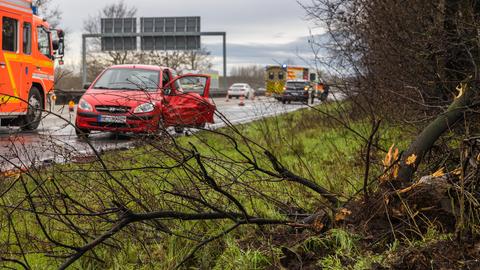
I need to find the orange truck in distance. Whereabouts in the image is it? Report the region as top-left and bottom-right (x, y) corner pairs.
(0, 0), (64, 130)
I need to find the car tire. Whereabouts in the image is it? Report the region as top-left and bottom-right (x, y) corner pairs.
(288, 101), (291, 104)
(174, 126), (185, 134)
(75, 127), (90, 138)
(282, 100), (286, 104)
(20, 87), (43, 131)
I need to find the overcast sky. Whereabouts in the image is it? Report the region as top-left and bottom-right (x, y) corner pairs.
(50, 0), (323, 73)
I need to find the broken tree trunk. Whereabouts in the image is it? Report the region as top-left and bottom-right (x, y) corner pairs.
(397, 79), (476, 185)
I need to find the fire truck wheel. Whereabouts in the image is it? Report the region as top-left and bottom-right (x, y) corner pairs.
(21, 87), (43, 130)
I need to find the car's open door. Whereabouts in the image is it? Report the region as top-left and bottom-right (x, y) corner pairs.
(162, 74), (215, 127)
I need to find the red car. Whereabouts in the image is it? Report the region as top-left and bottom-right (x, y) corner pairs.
(75, 65), (215, 137)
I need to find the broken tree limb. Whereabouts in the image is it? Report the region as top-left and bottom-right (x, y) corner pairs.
(58, 209), (289, 270)
(364, 120), (382, 200)
(264, 151), (339, 206)
(397, 79), (476, 184)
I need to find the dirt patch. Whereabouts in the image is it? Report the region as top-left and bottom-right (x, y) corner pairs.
(339, 174), (459, 246)
(388, 239), (480, 270)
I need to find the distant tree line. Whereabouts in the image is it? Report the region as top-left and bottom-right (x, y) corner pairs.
(228, 65), (265, 89)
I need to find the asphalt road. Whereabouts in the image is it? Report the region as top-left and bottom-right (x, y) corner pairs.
(0, 94), (343, 171)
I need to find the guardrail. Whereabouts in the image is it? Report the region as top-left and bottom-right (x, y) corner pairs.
(54, 89), (267, 105)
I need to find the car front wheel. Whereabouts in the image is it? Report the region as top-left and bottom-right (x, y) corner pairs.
(75, 127), (90, 138)
(174, 126), (185, 134)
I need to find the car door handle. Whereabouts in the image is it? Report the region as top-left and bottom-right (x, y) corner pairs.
(36, 66), (41, 71)
(0, 62), (5, 68)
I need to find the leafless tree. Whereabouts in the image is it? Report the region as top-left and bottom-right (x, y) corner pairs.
(229, 65), (265, 89)
(301, 0), (480, 183)
(33, 0), (62, 28)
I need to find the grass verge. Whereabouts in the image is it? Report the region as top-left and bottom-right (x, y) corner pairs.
(1, 102), (419, 269)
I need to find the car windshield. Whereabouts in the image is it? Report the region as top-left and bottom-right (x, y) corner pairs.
(93, 68), (160, 91)
(231, 84), (246, 88)
(286, 82), (308, 89)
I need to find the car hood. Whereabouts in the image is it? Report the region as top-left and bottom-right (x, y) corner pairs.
(82, 89), (161, 107)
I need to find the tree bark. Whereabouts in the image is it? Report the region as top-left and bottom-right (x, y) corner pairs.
(397, 80), (476, 184)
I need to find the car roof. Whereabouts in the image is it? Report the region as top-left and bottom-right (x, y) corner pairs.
(109, 64), (171, 71)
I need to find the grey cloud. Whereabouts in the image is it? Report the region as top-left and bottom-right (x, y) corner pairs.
(205, 34), (329, 66)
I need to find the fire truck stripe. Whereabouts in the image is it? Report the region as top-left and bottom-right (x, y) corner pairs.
(3, 53), (54, 69)
(3, 55), (18, 97)
(1, 53), (53, 104)
(32, 73), (54, 81)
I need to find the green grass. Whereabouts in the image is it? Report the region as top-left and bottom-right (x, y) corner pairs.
(0, 102), (412, 269)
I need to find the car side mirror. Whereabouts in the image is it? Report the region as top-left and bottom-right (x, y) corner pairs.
(52, 40), (59, 50)
(83, 83), (91, 90)
(57, 41), (64, 55)
(310, 73), (317, 82)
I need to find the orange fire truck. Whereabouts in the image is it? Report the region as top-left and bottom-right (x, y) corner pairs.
(0, 0), (64, 130)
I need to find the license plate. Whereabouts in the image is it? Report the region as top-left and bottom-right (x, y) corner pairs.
(98, 115), (127, 123)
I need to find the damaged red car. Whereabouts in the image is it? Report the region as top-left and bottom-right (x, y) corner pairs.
(75, 65), (215, 137)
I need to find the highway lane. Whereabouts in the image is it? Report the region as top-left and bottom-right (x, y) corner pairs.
(0, 94), (342, 171)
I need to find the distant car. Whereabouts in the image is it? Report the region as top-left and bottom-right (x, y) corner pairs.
(75, 65), (216, 137)
(228, 83), (255, 99)
(280, 80), (312, 104)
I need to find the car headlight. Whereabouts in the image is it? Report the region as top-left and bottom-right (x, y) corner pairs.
(134, 103), (155, 113)
(78, 98), (93, 112)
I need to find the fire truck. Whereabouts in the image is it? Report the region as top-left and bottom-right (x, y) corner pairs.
(0, 0), (64, 130)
